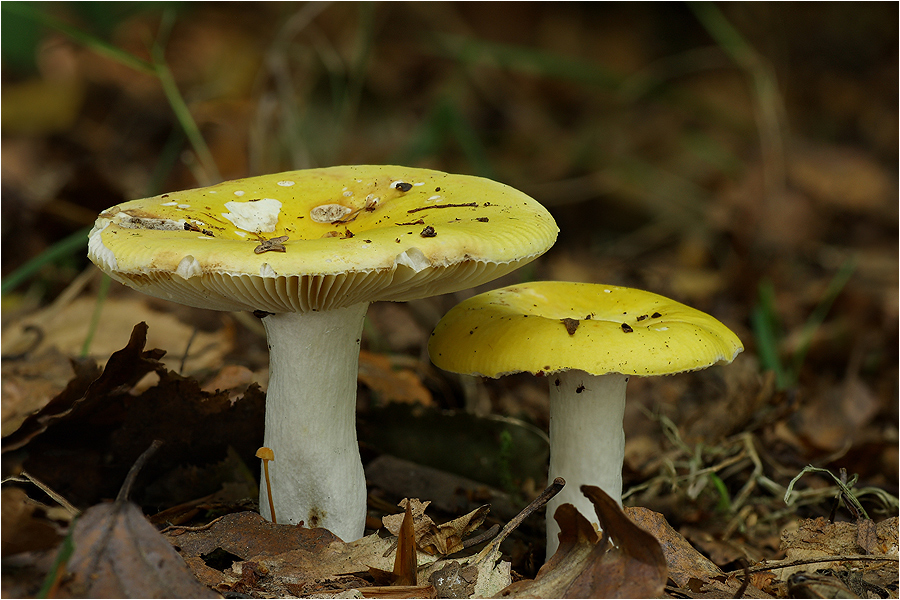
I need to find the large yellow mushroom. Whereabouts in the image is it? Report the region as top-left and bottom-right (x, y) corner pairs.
(88, 165), (558, 541)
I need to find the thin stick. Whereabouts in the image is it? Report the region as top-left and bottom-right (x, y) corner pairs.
(474, 477), (565, 562)
(116, 439), (164, 503)
(726, 554), (898, 576)
(3, 472), (80, 516)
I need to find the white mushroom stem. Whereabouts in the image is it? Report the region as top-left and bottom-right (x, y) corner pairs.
(545, 370), (628, 557)
(258, 303), (369, 541)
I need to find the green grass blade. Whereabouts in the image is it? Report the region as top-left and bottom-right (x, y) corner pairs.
(751, 280), (788, 389)
(4, 2), (154, 75)
(80, 274), (111, 358)
(433, 34), (622, 90)
(1, 227), (91, 296)
(790, 259), (856, 378)
(151, 9), (221, 185)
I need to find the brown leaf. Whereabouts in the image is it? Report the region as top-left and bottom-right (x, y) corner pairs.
(384, 499), (490, 556)
(4, 321), (266, 510)
(394, 501), (418, 586)
(1, 487), (68, 555)
(856, 519), (877, 554)
(170, 511), (431, 596)
(499, 486), (667, 598)
(429, 561), (478, 598)
(383, 498), (434, 539)
(60, 500), (217, 598)
(2, 322), (163, 453)
(624, 506), (769, 597)
(571, 486), (668, 598)
(624, 506), (726, 588)
(357, 584), (437, 598)
(420, 505), (490, 556)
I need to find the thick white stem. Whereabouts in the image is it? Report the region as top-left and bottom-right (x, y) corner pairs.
(545, 370), (628, 557)
(259, 304), (369, 541)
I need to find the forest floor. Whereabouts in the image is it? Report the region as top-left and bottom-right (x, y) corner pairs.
(1, 3), (897, 598)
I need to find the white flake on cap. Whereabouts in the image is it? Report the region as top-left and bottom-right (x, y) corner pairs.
(260, 263), (277, 277)
(395, 247), (430, 273)
(175, 255), (202, 279)
(223, 198), (282, 233)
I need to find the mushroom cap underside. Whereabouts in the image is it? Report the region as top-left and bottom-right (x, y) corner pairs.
(428, 281), (743, 377)
(88, 165), (558, 312)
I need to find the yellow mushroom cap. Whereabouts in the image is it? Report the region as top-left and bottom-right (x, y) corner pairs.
(428, 281), (743, 377)
(88, 165), (558, 312)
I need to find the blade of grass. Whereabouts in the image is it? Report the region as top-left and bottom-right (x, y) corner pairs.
(79, 274), (111, 358)
(15, 3), (221, 185)
(1, 126), (185, 297)
(433, 33), (621, 90)
(151, 9), (221, 185)
(4, 2), (155, 75)
(790, 259), (856, 378)
(688, 2), (786, 198)
(1, 227), (91, 296)
(751, 280), (789, 389)
(784, 465), (869, 520)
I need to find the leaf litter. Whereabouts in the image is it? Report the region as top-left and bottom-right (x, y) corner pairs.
(2, 319), (897, 598)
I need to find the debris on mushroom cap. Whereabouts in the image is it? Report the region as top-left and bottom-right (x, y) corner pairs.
(428, 281), (743, 378)
(87, 165), (558, 313)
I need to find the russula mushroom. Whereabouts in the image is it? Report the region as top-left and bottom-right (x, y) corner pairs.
(87, 165), (558, 541)
(427, 281), (742, 556)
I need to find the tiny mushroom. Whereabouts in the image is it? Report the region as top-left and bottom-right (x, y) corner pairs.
(427, 281), (743, 557)
(87, 165), (558, 542)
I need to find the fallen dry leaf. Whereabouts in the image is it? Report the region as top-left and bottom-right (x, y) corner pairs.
(1, 487), (68, 556)
(625, 506), (768, 598)
(383, 498), (490, 556)
(168, 511), (411, 596)
(780, 516), (899, 579)
(390, 501), (418, 585)
(3, 322), (266, 511)
(498, 486), (667, 598)
(1, 346), (85, 438)
(59, 499), (218, 598)
(2, 322), (161, 452)
(1, 295), (232, 377)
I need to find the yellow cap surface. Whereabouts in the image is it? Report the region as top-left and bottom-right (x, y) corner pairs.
(428, 281), (743, 377)
(88, 165), (558, 312)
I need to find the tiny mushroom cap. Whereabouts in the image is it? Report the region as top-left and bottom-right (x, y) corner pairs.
(255, 447), (275, 461)
(427, 281), (742, 557)
(88, 165), (558, 542)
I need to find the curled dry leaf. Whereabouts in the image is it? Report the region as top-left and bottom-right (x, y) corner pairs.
(393, 501), (418, 586)
(498, 486), (667, 599)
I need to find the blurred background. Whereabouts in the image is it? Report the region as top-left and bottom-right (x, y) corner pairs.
(2, 0), (897, 573)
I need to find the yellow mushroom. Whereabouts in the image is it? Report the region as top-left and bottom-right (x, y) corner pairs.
(428, 281), (743, 557)
(88, 165), (558, 541)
